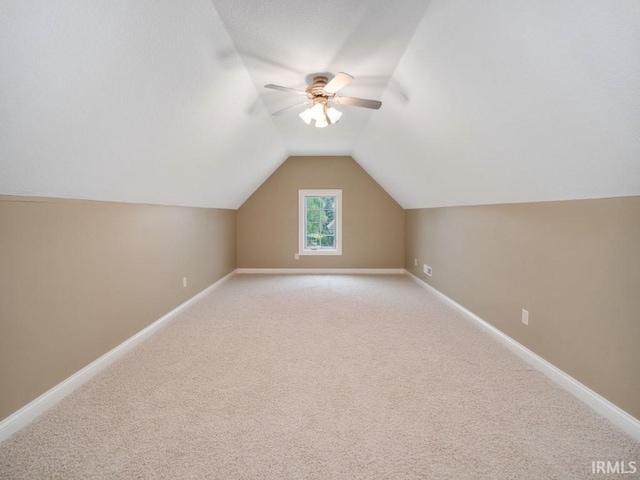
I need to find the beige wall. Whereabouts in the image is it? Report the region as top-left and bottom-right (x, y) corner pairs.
(405, 196), (640, 419)
(238, 156), (404, 268)
(0, 195), (236, 420)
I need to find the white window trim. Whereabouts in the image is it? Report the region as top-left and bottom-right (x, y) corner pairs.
(298, 189), (342, 256)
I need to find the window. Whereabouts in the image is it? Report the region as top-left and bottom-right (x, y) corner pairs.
(298, 189), (342, 255)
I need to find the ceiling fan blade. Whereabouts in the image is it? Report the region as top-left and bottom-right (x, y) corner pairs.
(334, 96), (382, 109)
(323, 72), (354, 94)
(264, 84), (307, 95)
(271, 101), (309, 116)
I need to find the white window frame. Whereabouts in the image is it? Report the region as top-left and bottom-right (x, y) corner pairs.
(298, 189), (342, 256)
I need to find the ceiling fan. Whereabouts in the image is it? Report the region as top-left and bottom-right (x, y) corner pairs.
(264, 72), (382, 128)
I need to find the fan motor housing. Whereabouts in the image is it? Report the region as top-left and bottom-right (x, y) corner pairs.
(306, 76), (331, 99)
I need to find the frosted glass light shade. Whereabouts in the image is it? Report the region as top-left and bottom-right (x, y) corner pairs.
(299, 103), (342, 128)
(315, 115), (329, 128)
(298, 108), (313, 125)
(326, 106), (342, 124)
(310, 103), (324, 121)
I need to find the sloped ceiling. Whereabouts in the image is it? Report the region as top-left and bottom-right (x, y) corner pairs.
(211, 0), (431, 156)
(355, 1), (640, 208)
(1, 1), (639, 209)
(0, 0), (286, 209)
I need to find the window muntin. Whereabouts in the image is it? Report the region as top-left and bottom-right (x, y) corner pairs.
(298, 189), (342, 255)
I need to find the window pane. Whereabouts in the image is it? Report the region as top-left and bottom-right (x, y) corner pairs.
(306, 235), (318, 248)
(320, 236), (335, 247)
(306, 196), (322, 209)
(323, 209), (335, 221)
(307, 209), (322, 223)
(323, 213), (335, 229)
(306, 222), (321, 235)
(323, 196), (335, 209)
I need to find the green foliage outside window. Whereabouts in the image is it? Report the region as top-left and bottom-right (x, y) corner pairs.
(305, 196), (336, 249)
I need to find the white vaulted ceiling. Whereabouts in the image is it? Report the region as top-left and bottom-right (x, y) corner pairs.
(1, 1), (639, 209)
(354, 1), (640, 208)
(210, 0), (431, 156)
(0, 0), (286, 208)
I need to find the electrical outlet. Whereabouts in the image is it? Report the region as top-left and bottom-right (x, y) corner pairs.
(183, 277), (187, 288)
(522, 309), (529, 326)
(423, 264), (433, 276)
(414, 258), (418, 267)
(294, 253), (299, 260)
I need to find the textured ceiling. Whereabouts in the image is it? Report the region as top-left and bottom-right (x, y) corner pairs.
(1, 1), (639, 209)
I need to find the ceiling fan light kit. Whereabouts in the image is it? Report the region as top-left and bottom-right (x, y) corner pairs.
(298, 101), (343, 128)
(265, 72), (381, 128)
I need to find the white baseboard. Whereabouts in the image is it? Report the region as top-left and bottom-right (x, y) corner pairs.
(237, 268), (405, 274)
(405, 270), (640, 440)
(0, 269), (237, 442)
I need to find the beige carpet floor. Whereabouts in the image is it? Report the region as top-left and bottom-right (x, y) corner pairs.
(0, 274), (638, 479)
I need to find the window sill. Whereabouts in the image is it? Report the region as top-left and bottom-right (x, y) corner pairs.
(299, 249), (342, 256)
